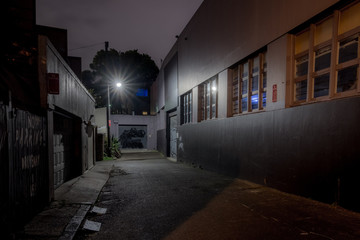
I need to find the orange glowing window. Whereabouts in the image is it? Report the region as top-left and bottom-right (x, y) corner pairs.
(288, 1), (360, 107)
(295, 30), (310, 55)
(315, 17), (333, 45)
(339, 2), (360, 35)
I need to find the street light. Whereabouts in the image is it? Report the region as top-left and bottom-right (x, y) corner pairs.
(106, 81), (121, 156)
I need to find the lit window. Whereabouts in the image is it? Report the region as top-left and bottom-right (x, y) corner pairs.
(198, 76), (218, 121)
(289, 2), (360, 106)
(230, 51), (267, 116)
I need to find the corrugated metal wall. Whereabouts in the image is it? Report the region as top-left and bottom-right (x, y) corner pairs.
(1, 103), (48, 231)
(178, 97), (360, 211)
(0, 104), (9, 231)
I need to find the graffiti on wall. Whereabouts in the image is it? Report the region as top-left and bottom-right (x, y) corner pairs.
(119, 126), (147, 149)
(13, 110), (46, 198)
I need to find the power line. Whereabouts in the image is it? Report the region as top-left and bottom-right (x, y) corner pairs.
(69, 42), (105, 52)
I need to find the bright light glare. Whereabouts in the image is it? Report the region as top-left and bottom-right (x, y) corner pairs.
(116, 82), (122, 88)
(212, 86), (217, 92)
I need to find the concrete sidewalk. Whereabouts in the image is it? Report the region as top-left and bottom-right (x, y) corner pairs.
(17, 160), (115, 240)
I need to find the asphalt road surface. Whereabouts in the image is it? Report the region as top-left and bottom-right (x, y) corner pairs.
(74, 152), (360, 240)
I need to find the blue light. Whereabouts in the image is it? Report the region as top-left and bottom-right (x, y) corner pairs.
(136, 88), (148, 97)
(251, 95), (258, 103)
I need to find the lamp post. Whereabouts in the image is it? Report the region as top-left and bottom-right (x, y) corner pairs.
(106, 81), (121, 156)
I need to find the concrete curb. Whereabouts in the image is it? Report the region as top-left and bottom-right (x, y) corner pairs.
(20, 161), (114, 240)
(58, 205), (90, 240)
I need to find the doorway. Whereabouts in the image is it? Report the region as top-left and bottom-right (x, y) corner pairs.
(167, 111), (177, 159)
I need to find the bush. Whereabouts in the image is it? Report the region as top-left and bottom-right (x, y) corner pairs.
(103, 136), (121, 159)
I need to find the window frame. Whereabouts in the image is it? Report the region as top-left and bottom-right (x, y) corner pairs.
(229, 51), (267, 116)
(198, 76), (218, 122)
(180, 90), (192, 125)
(288, 2), (360, 107)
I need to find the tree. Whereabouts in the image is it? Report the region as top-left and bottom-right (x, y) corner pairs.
(82, 49), (159, 114)
(81, 70), (105, 107)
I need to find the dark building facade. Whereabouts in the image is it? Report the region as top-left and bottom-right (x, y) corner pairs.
(1, 0), (47, 234)
(1, 0), (95, 235)
(152, 0), (360, 211)
(36, 25), (82, 79)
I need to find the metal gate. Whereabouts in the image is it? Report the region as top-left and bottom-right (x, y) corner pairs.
(119, 125), (147, 149)
(53, 113), (74, 189)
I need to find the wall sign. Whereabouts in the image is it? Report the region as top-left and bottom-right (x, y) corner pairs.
(272, 84), (277, 102)
(47, 73), (59, 94)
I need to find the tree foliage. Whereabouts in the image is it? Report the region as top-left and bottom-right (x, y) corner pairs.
(82, 49), (159, 114)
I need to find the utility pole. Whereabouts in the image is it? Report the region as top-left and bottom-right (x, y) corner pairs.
(105, 41), (111, 156)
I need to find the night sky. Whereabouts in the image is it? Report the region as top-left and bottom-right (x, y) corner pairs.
(36, 0), (203, 71)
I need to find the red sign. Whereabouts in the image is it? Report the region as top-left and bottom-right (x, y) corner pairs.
(272, 84), (277, 102)
(47, 73), (59, 94)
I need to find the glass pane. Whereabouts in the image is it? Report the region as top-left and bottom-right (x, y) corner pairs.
(315, 17), (333, 45)
(211, 104), (216, 118)
(211, 92), (217, 105)
(201, 86), (205, 121)
(206, 83), (210, 108)
(211, 82), (217, 118)
(252, 75), (259, 92)
(251, 94), (259, 110)
(337, 65), (358, 92)
(233, 67), (239, 82)
(295, 30), (310, 54)
(315, 46), (331, 71)
(262, 91), (267, 108)
(241, 97), (248, 112)
(263, 52), (267, 71)
(206, 106), (210, 119)
(242, 62), (249, 78)
(211, 79), (217, 92)
(188, 95), (192, 123)
(233, 100), (239, 114)
(233, 84), (238, 98)
(296, 55), (309, 77)
(295, 80), (307, 101)
(339, 2), (360, 35)
(253, 56), (259, 73)
(263, 72), (267, 89)
(242, 79), (248, 95)
(314, 73), (330, 98)
(339, 36), (358, 64)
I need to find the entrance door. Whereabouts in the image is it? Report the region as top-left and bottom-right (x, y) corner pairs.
(53, 133), (65, 189)
(169, 115), (177, 159)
